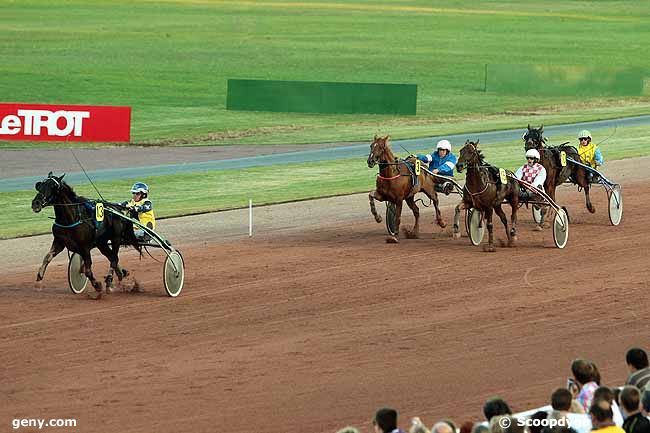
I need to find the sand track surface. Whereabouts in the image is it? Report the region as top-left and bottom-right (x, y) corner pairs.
(1, 157), (648, 433)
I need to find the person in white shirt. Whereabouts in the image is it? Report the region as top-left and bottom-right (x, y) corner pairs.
(515, 148), (547, 231)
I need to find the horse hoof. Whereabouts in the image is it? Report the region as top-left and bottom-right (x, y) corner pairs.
(36, 274), (43, 282)
(385, 236), (399, 244)
(452, 232), (461, 239)
(588, 206), (596, 214)
(483, 245), (496, 253)
(404, 229), (418, 239)
(120, 269), (129, 279)
(88, 290), (102, 300)
(511, 235), (518, 242)
(375, 216), (382, 223)
(533, 225), (543, 232)
(437, 220), (447, 228)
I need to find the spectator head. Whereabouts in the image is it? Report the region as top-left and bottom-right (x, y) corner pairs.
(641, 390), (650, 416)
(619, 386), (641, 416)
(432, 421), (455, 433)
(528, 411), (548, 433)
(626, 348), (649, 372)
(472, 423), (490, 433)
(459, 421), (474, 433)
(484, 397), (512, 421)
(489, 416), (507, 433)
(589, 398), (614, 429)
(571, 359), (598, 386)
(375, 408), (398, 433)
(504, 417), (526, 433)
(591, 363), (601, 385)
(593, 386), (614, 404)
(551, 388), (573, 411)
(410, 418), (431, 433)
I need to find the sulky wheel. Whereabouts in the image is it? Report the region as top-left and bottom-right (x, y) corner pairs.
(163, 250), (185, 297)
(466, 208), (485, 246)
(608, 185), (623, 226)
(553, 208), (569, 249)
(67, 253), (89, 294)
(385, 202), (399, 236)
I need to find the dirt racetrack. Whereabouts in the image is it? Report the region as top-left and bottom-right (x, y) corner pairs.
(2, 157), (650, 433)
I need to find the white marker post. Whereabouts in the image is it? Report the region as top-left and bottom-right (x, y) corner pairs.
(248, 199), (253, 237)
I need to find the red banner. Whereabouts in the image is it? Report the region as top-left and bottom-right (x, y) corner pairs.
(0, 103), (131, 142)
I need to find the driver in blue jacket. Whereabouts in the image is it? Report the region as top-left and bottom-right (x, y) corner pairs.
(415, 139), (457, 194)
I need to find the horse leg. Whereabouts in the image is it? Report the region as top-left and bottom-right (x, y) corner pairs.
(453, 202), (464, 239)
(386, 201), (403, 244)
(422, 186), (446, 229)
(483, 209), (496, 252)
(369, 190), (384, 223)
(510, 202), (518, 241)
(584, 183), (596, 213)
(97, 243), (118, 292)
(494, 205), (513, 247)
(36, 238), (65, 281)
(403, 196), (420, 239)
(81, 252), (103, 297)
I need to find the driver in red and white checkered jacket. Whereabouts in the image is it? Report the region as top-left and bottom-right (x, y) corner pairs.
(516, 148), (547, 192)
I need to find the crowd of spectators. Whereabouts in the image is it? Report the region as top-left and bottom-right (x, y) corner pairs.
(336, 348), (650, 433)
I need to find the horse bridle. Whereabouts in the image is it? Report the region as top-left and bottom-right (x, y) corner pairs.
(459, 143), (497, 198)
(33, 177), (62, 208)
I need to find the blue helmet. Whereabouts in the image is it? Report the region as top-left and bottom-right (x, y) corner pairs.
(130, 182), (149, 194)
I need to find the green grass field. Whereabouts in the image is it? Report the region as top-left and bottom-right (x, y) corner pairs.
(3, 124), (649, 239)
(1, 0), (649, 146)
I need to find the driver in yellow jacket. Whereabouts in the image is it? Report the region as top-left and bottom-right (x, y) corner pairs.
(577, 130), (604, 169)
(121, 182), (155, 239)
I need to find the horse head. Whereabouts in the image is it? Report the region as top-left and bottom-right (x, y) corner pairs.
(455, 139), (481, 172)
(523, 124), (547, 151)
(367, 135), (392, 168)
(32, 172), (66, 213)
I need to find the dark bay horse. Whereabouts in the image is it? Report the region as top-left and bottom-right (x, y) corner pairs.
(367, 135), (445, 243)
(31, 173), (138, 297)
(455, 140), (519, 252)
(524, 124), (593, 222)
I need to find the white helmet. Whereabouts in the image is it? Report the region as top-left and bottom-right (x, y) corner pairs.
(525, 149), (540, 160)
(436, 139), (451, 151)
(578, 130), (592, 140)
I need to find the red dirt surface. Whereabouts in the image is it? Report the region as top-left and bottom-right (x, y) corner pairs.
(1, 179), (649, 433)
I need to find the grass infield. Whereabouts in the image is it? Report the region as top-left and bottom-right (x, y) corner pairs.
(1, 0), (649, 147)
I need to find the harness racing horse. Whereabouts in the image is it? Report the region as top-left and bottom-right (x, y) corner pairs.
(523, 124), (594, 223)
(367, 135), (446, 243)
(454, 140), (519, 252)
(31, 173), (139, 298)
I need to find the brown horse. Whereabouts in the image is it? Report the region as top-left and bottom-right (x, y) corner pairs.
(523, 124), (594, 224)
(455, 140), (519, 252)
(367, 135), (445, 243)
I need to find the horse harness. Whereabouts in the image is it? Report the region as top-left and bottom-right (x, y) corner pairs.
(377, 158), (419, 188)
(39, 178), (106, 231)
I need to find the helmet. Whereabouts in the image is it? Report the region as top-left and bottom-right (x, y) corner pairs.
(525, 149), (540, 160)
(578, 130), (592, 140)
(436, 139), (452, 151)
(130, 182), (149, 194)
